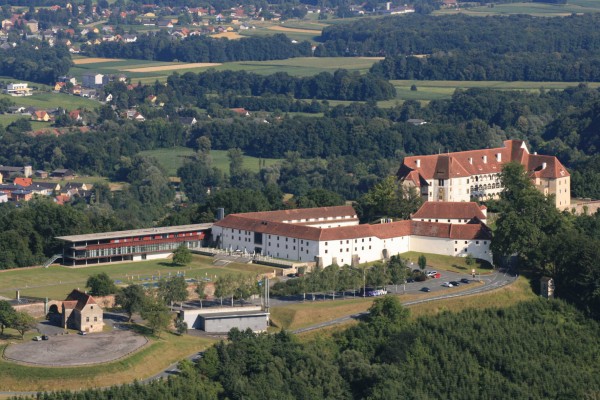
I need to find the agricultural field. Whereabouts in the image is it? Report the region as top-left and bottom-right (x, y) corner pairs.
(69, 56), (383, 84)
(378, 79), (600, 106)
(0, 91), (99, 110)
(0, 254), (279, 300)
(435, 0), (600, 16)
(139, 147), (283, 176)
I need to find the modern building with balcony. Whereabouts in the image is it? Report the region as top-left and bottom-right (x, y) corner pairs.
(56, 224), (213, 266)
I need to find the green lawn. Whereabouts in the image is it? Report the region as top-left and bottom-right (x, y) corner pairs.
(139, 147), (283, 176)
(401, 251), (493, 274)
(0, 254), (279, 300)
(0, 114), (48, 131)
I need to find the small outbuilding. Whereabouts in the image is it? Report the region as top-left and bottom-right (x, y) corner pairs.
(62, 289), (104, 333)
(180, 306), (269, 333)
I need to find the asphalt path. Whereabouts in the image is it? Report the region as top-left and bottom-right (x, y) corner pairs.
(0, 268), (516, 396)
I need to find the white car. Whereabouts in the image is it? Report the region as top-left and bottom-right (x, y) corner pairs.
(426, 271), (438, 277)
(442, 282), (454, 287)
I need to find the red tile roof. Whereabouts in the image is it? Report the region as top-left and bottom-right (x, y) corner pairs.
(233, 205), (357, 223)
(64, 289), (97, 311)
(399, 140), (569, 184)
(411, 202), (486, 221)
(216, 211), (490, 241)
(13, 177), (32, 187)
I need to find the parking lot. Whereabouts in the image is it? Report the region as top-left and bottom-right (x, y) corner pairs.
(4, 330), (148, 366)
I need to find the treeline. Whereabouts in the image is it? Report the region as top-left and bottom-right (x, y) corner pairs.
(371, 50), (600, 82)
(85, 32), (312, 63)
(13, 298), (600, 400)
(0, 42), (72, 84)
(318, 14), (600, 56)
(167, 69), (396, 101)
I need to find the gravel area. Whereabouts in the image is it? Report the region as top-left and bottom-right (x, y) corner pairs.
(4, 330), (148, 366)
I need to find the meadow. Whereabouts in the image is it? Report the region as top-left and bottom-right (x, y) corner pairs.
(376, 79), (600, 106)
(0, 254), (280, 300)
(0, 92), (99, 110)
(68, 56), (383, 84)
(139, 147), (283, 176)
(435, 0), (600, 16)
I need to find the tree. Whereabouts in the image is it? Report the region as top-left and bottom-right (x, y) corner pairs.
(357, 176), (423, 223)
(141, 298), (171, 337)
(388, 255), (408, 291)
(367, 262), (390, 289)
(418, 254), (427, 271)
(158, 276), (189, 309)
(172, 243), (192, 266)
(175, 317), (188, 335)
(367, 295), (409, 325)
(115, 285), (147, 322)
(491, 162), (566, 271)
(0, 300), (16, 335)
(227, 148), (244, 178)
(86, 272), (117, 296)
(12, 311), (37, 339)
(196, 281), (207, 308)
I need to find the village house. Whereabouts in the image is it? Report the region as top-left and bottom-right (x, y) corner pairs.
(50, 168), (76, 179)
(4, 83), (32, 96)
(398, 139), (571, 209)
(81, 73), (104, 88)
(62, 289), (104, 333)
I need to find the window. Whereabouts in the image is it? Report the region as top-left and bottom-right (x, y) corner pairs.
(94, 317), (97, 322)
(347, 248), (349, 252)
(455, 248), (457, 252)
(454, 241), (457, 244)
(464, 241), (467, 244)
(86, 317), (89, 322)
(91, 306), (93, 309)
(476, 241), (479, 244)
(325, 250), (328, 254)
(369, 246), (372, 250)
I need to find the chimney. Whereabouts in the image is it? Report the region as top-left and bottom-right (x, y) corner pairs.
(468, 157), (473, 164)
(416, 159), (421, 168)
(482, 155), (487, 164)
(496, 153), (501, 162)
(542, 162), (547, 170)
(386, 1), (391, 10)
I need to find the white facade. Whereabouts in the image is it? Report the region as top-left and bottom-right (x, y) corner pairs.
(212, 205), (493, 266)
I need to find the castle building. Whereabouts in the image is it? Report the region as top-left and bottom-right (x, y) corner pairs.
(211, 204), (493, 266)
(397, 140), (570, 209)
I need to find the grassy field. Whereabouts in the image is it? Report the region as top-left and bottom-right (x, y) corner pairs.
(271, 275), (533, 332)
(0, 254), (279, 300)
(0, 114), (48, 131)
(0, 330), (216, 392)
(384, 80), (600, 105)
(435, 0), (600, 16)
(0, 92), (99, 110)
(139, 147), (283, 176)
(401, 251), (493, 274)
(69, 56), (383, 84)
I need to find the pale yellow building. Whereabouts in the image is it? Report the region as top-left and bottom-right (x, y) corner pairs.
(62, 289), (104, 333)
(398, 140), (570, 210)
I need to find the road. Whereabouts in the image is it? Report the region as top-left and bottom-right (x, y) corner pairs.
(0, 268), (516, 396)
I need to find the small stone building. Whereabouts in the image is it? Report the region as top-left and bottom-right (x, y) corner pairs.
(62, 289), (104, 333)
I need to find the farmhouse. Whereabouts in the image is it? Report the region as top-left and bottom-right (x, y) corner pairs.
(211, 203), (492, 266)
(397, 139), (570, 209)
(56, 223), (212, 265)
(62, 289), (103, 333)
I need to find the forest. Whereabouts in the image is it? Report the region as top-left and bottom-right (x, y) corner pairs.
(166, 69), (396, 101)
(316, 14), (600, 81)
(9, 298), (600, 400)
(0, 42), (72, 84)
(85, 32), (312, 63)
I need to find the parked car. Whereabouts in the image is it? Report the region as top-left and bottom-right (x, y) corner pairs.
(442, 282), (454, 287)
(433, 273), (442, 279)
(420, 287), (431, 292)
(449, 281), (460, 286)
(78, 331), (87, 335)
(32, 336), (42, 341)
(460, 278), (470, 284)
(426, 271), (438, 277)
(41, 335), (49, 340)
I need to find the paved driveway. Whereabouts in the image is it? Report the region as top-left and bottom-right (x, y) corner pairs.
(4, 330), (148, 366)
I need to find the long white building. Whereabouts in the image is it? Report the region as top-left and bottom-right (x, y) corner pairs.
(211, 204), (492, 266)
